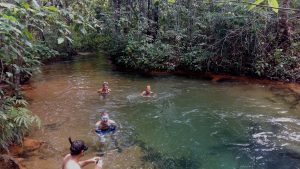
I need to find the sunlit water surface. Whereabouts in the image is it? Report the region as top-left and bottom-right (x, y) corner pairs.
(23, 54), (300, 169)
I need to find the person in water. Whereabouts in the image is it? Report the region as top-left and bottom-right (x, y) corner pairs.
(140, 84), (154, 97)
(95, 112), (117, 136)
(97, 82), (111, 95)
(95, 112), (119, 152)
(62, 137), (103, 169)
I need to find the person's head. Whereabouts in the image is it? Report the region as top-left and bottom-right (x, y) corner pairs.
(103, 82), (109, 89)
(100, 112), (109, 122)
(68, 137), (88, 156)
(146, 85), (151, 92)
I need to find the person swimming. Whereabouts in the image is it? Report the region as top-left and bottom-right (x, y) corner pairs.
(95, 112), (117, 136)
(97, 82), (111, 95)
(140, 84), (154, 97)
(95, 112), (119, 153)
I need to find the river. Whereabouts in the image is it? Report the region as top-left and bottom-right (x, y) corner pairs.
(22, 53), (300, 169)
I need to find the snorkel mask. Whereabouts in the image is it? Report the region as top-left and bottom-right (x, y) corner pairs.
(101, 115), (109, 121)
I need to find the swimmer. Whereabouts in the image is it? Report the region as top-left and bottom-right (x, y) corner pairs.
(95, 112), (118, 142)
(95, 112), (117, 132)
(62, 137), (102, 169)
(140, 84), (154, 97)
(97, 82), (111, 95)
(95, 112), (119, 151)
(95, 112), (122, 152)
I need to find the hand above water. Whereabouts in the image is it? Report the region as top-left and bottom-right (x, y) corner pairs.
(90, 157), (101, 163)
(95, 158), (103, 169)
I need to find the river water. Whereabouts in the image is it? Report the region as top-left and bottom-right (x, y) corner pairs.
(23, 54), (300, 169)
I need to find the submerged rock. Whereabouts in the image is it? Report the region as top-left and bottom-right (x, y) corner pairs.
(0, 155), (26, 169)
(9, 138), (43, 156)
(98, 145), (154, 169)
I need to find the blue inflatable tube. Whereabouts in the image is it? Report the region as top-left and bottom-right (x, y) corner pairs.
(95, 126), (116, 136)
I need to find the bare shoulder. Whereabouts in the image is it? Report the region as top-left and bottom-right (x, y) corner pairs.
(109, 119), (117, 124)
(63, 154), (71, 163)
(64, 159), (81, 169)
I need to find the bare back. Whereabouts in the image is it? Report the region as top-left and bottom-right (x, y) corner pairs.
(62, 154), (81, 169)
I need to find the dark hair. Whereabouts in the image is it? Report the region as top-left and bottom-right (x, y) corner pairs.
(68, 137), (88, 155)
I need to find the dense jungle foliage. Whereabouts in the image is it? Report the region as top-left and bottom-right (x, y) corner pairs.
(89, 0), (299, 82)
(0, 0), (299, 150)
(0, 0), (96, 150)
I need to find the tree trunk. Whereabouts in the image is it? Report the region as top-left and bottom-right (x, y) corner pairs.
(277, 0), (291, 50)
(147, 0), (152, 28)
(146, 0), (153, 40)
(187, 0), (194, 48)
(139, 0), (146, 24)
(13, 56), (22, 97)
(124, 0), (131, 34)
(152, 1), (159, 41)
(113, 0), (121, 35)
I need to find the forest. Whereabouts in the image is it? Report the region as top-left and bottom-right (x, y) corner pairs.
(0, 0), (299, 157)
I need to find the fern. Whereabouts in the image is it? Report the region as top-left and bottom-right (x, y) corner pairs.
(0, 97), (40, 150)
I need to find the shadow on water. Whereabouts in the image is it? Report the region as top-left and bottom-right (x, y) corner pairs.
(135, 140), (201, 169)
(43, 116), (70, 131)
(269, 87), (300, 110)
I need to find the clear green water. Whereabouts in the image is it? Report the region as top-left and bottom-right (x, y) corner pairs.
(24, 54), (300, 169)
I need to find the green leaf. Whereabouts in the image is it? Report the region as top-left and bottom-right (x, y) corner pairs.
(2, 15), (18, 22)
(57, 37), (64, 44)
(268, 0), (279, 13)
(6, 72), (13, 77)
(22, 2), (30, 10)
(249, 0), (265, 10)
(168, 0), (176, 4)
(80, 27), (87, 35)
(46, 6), (58, 12)
(0, 3), (15, 9)
(24, 40), (32, 48)
(23, 28), (33, 40)
(65, 36), (73, 43)
(31, 0), (40, 9)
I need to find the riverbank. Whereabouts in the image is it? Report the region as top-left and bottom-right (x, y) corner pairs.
(42, 52), (300, 96)
(112, 63), (300, 96)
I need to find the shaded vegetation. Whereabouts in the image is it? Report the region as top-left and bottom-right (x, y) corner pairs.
(72, 0), (300, 82)
(0, 0), (96, 150)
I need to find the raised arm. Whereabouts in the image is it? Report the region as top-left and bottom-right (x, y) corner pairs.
(95, 121), (101, 129)
(79, 157), (100, 168)
(109, 120), (117, 128)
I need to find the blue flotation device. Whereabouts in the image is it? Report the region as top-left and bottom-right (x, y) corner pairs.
(95, 126), (116, 136)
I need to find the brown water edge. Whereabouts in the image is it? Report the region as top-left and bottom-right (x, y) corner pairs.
(123, 69), (300, 96)
(41, 52), (96, 64)
(0, 138), (44, 169)
(44, 53), (300, 95)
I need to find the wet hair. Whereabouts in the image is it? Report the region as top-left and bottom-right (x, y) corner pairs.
(68, 137), (88, 156)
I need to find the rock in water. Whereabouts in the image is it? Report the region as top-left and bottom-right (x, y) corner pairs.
(0, 155), (21, 169)
(9, 138), (43, 156)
